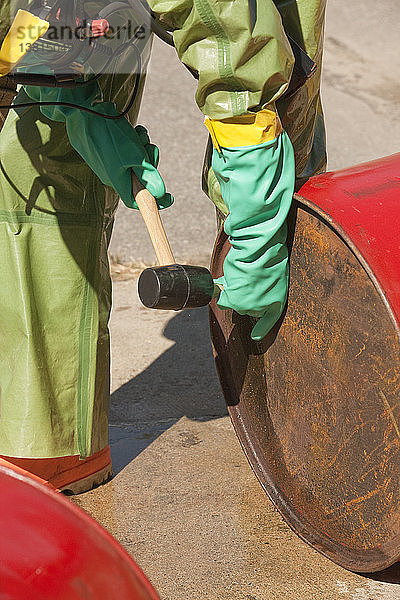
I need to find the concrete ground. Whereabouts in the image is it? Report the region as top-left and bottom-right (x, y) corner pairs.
(74, 2), (400, 598)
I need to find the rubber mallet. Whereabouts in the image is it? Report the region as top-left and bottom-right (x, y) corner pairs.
(132, 173), (220, 310)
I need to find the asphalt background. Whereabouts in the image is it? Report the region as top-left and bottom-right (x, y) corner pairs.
(75, 2), (400, 599)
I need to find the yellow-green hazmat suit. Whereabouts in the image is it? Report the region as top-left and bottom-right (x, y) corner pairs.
(0, 0), (326, 460)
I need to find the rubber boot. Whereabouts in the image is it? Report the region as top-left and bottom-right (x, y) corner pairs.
(0, 446), (112, 494)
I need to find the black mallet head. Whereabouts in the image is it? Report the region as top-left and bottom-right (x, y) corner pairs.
(138, 264), (215, 310)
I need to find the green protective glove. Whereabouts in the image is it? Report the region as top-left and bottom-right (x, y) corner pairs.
(212, 131), (295, 341)
(23, 83), (173, 210)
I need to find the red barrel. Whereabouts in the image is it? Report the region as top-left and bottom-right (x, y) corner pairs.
(210, 154), (400, 572)
(0, 460), (160, 599)
(301, 153), (400, 327)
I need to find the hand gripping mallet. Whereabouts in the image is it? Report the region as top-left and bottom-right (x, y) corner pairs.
(132, 172), (219, 310)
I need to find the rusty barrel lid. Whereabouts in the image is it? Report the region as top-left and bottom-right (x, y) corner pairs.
(209, 154), (400, 573)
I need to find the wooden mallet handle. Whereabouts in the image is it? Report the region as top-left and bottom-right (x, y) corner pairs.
(131, 171), (175, 266)
(132, 170), (223, 307)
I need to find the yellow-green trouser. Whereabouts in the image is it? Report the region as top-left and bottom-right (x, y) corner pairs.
(0, 59), (149, 458)
(0, 0), (326, 459)
(0, 97), (117, 458)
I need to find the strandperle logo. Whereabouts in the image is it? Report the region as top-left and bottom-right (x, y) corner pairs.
(16, 20), (148, 44)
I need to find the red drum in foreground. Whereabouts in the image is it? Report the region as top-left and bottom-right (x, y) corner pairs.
(0, 460), (160, 599)
(210, 154), (400, 573)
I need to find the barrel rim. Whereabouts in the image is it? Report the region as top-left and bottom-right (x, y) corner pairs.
(209, 196), (400, 573)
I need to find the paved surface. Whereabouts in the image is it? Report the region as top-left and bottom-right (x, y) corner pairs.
(75, 2), (400, 599)
(74, 283), (400, 600)
(76, 279), (400, 600)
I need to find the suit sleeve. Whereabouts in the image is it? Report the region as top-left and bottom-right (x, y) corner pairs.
(147, 0), (294, 119)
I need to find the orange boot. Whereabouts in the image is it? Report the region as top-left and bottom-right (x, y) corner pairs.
(0, 446), (112, 494)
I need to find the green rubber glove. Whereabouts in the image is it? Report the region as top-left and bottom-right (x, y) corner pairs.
(23, 83), (173, 210)
(212, 131), (295, 341)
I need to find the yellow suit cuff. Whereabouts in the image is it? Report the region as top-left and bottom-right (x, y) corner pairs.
(0, 10), (49, 76)
(204, 108), (282, 151)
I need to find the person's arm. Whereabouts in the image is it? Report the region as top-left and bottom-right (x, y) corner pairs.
(23, 83), (173, 210)
(149, 0), (296, 340)
(147, 0), (294, 119)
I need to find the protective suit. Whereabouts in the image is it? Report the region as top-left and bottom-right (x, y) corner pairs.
(202, 0), (327, 213)
(0, 0), (327, 488)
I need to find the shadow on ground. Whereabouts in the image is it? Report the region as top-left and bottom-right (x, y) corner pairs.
(365, 562), (400, 585)
(109, 306), (227, 476)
